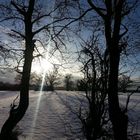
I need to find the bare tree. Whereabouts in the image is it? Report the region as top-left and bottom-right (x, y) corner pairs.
(0, 1), (37, 138)
(86, 0), (139, 139)
(76, 79), (87, 91)
(0, 0), (71, 139)
(118, 74), (132, 93)
(78, 34), (110, 140)
(15, 72), (42, 89)
(45, 65), (60, 91)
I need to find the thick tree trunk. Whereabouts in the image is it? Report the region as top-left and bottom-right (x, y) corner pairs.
(0, 46), (34, 140)
(0, 1), (35, 139)
(104, 1), (128, 138)
(108, 47), (128, 140)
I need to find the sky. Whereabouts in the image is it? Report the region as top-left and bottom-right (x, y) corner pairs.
(0, 0), (140, 84)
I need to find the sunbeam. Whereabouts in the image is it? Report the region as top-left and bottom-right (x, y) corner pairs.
(29, 42), (51, 139)
(28, 0), (57, 138)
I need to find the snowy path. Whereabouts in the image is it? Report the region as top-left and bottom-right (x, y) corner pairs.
(0, 91), (140, 139)
(0, 91), (85, 140)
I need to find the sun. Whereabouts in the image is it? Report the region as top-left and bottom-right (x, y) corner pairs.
(32, 58), (53, 74)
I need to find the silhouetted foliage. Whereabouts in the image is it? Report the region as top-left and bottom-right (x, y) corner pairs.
(86, 1), (139, 139)
(118, 75), (132, 92)
(0, 82), (20, 91)
(77, 79), (87, 91)
(78, 34), (110, 140)
(45, 65), (61, 91)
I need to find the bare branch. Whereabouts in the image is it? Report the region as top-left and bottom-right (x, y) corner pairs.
(33, 54), (42, 59)
(11, 29), (25, 39)
(14, 57), (24, 74)
(0, 16), (23, 22)
(122, 0), (139, 17)
(32, 4), (60, 24)
(35, 39), (46, 50)
(124, 86), (140, 113)
(87, 0), (106, 19)
(53, 8), (93, 38)
(33, 45), (43, 59)
(33, 17), (71, 36)
(32, 14), (50, 24)
(119, 24), (128, 39)
(11, 1), (25, 16)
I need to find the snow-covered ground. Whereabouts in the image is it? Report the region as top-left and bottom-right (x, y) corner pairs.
(0, 90), (140, 140)
(119, 93), (140, 135)
(0, 90), (86, 140)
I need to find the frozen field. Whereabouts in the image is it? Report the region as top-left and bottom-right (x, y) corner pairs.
(0, 90), (140, 140)
(0, 91), (86, 140)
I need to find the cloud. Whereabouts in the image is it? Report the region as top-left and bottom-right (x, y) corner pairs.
(0, 70), (16, 84)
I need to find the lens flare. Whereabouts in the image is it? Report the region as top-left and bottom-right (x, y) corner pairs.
(29, 42), (51, 139)
(29, 0), (56, 138)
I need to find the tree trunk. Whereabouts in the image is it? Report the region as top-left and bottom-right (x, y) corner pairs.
(104, 1), (128, 138)
(0, 1), (36, 139)
(0, 46), (34, 140)
(108, 46), (128, 140)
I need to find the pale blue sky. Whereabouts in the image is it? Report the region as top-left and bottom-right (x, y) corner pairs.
(0, 0), (140, 83)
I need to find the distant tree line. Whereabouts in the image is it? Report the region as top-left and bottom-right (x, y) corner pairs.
(0, 82), (20, 91)
(0, 73), (139, 93)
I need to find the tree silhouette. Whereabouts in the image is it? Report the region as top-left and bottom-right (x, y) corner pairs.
(45, 65), (60, 91)
(78, 33), (109, 140)
(87, 0), (138, 139)
(64, 74), (73, 91)
(0, 0), (70, 139)
(118, 74), (132, 93)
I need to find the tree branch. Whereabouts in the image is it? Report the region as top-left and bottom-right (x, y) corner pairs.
(87, 0), (106, 19)
(119, 24), (128, 39)
(53, 8), (93, 38)
(32, 14), (50, 24)
(11, 29), (25, 39)
(122, 0), (139, 17)
(124, 86), (140, 113)
(11, 1), (25, 16)
(32, 17), (71, 36)
(32, 4), (60, 24)
(0, 16), (24, 22)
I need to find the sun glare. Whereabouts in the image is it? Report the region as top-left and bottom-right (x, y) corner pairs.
(32, 58), (53, 74)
